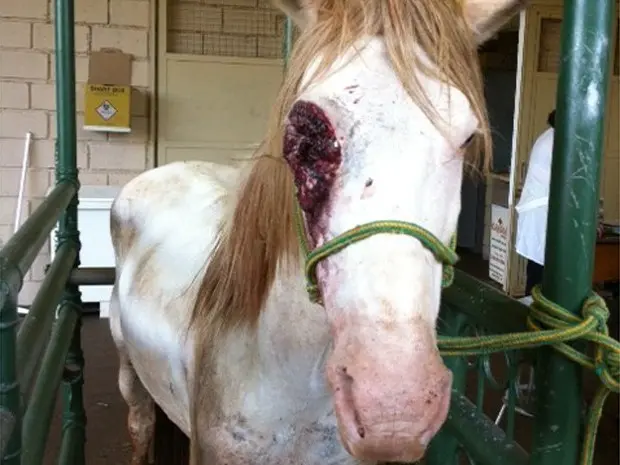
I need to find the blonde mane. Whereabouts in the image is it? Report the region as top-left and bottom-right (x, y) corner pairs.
(189, 0), (493, 337)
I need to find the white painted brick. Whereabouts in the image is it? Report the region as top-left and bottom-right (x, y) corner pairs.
(89, 142), (147, 170)
(108, 171), (139, 187)
(0, 0), (47, 20)
(39, 85), (83, 117)
(27, 138), (56, 168)
(29, 139), (57, 168)
(0, 138), (87, 169)
(131, 60), (149, 87)
(49, 112), (108, 142)
(0, 138), (39, 167)
(0, 82), (29, 109)
(76, 0), (109, 23)
(32, 23), (54, 50)
(0, 51), (48, 80)
(74, 170), (108, 185)
(108, 116), (149, 143)
(49, 55), (89, 83)
(49, 0), (107, 24)
(130, 87), (149, 116)
(92, 27), (149, 58)
(30, 82), (55, 110)
(110, 0), (150, 28)
(0, 110), (48, 138)
(0, 168), (50, 197)
(49, 168), (108, 186)
(0, 20), (32, 48)
(0, 197), (19, 226)
(32, 23), (89, 53)
(0, 224), (12, 247)
(75, 83), (85, 112)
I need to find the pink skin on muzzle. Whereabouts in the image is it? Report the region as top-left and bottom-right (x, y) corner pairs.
(325, 319), (452, 463)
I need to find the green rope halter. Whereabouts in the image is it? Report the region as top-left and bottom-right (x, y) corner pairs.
(294, 200), (459, 305)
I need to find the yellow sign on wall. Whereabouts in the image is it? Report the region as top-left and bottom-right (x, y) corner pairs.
(84, 84), (131, 132)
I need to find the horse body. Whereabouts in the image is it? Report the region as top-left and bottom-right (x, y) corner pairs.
(109, 1), (527, 464)
(110, 160), (358, 464)
(109, 161), (235, 437)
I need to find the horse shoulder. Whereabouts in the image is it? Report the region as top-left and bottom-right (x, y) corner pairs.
(109, 161), (242, 435)
(112, 160), (240, 315)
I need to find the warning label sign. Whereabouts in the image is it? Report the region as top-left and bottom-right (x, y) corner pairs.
(84, 84), (130, 132)
(96, 100), (118, 120)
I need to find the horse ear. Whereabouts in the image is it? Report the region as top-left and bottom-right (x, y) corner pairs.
(272, 0), (317, 29)
(462, 0), (528, 44)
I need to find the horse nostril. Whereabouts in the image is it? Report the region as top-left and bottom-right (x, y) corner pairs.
(338, 365), (353, 383)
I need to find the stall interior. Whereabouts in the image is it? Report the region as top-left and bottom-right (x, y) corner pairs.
(455, 20), (520, 286)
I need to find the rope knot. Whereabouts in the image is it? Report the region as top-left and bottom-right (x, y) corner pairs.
(596, 336), (620, 394)
(601, 350), (620, 393)
(529, 285), (620, 394)
(578, 294), (619, 393)
(581, 294), (610, 332)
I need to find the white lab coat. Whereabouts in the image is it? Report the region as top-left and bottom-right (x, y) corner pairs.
(515, 127), (555, 266)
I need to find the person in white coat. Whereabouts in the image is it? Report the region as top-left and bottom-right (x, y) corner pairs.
(515, 110), (556, 295)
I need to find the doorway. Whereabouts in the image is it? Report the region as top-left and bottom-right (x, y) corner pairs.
(456, 18), (521, 282)
(156, 0), (288, 166)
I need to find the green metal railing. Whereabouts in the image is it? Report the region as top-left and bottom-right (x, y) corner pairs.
(0, 0), (85, 463)
(0, 0), (616, 464)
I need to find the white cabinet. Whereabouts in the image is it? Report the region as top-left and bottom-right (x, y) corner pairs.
(50, 185), (121, 318)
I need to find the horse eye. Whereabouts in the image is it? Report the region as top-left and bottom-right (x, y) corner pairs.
(461, 133), (475, 148)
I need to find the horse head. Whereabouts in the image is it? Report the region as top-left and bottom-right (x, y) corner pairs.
(271, 0), (526, 462)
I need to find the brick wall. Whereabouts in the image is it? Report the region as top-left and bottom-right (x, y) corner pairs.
(0, 0), (153, 304)
(0, 0), (292, 306)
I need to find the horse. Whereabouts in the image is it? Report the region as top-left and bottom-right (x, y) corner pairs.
(108, 0), (527, 463)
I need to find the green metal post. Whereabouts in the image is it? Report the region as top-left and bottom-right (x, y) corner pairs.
(530, 0), (616, 463)
(54, 0), (86, 464)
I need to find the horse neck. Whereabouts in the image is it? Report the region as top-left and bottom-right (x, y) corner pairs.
(252, 261), (332, 393)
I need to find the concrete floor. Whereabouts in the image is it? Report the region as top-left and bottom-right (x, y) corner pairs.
(43, 315), (131, 465)
(40, 253), (618, 464)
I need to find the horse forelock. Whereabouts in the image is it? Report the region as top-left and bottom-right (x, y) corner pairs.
(266, 0), (493, 174)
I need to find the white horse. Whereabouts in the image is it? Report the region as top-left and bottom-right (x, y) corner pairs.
(108, 0), (526, 463)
